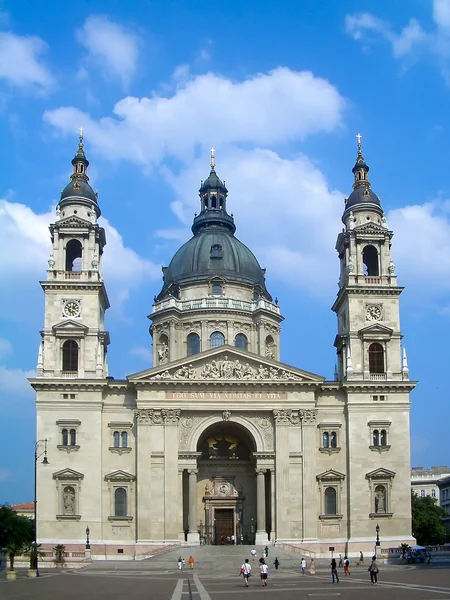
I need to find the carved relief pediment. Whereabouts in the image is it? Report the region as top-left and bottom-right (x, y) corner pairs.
(128, 346), (324, 384)
(56, 215), (91, 228)
(354, 222), (388, 236)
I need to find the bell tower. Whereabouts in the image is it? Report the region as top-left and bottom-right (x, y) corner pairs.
(38, 131), (110, 379)
(332, 134), (408, 382)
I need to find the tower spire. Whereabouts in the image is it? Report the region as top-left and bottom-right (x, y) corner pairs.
(210, 147), (215, 170)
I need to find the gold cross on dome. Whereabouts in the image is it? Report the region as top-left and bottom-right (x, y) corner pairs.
(210, 147), (215, 169)
(356, 132), (362, 152)
(79, 126), (84, 141)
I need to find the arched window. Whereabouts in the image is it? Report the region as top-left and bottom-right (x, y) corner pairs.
(187, 333), (200, 356)
(62, 340), (78, 372)
(330, 432), (337, 448)
(113, 431), (120, 448)
(362, 245), (379, 276)
(62, 428), (68, 446)
(322, 432), (329, 448)
(369, 343), (384, 374)
(373, 429), (379, 446)
(324, 487), (337, 515)
(210, 331), (225, 349)
(69, 429), (76, 446)
(65, 239), (83, 272)
(121, 431), (128, 448)
(114, 488), (127, 517)
(235, 333), (248, 351)
(380, 429), (387, 446)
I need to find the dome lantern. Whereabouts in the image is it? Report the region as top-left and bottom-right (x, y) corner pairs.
(344, 133), (381, 212)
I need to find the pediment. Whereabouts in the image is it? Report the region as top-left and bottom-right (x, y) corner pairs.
(52, 319), (88, 332)
(358, 323), (393, 338)
(104, 470), (135, 482)
(56, 215), (91, 228)
(354, 222), (388, 236)
(366, 468), (396, 480)
(128, 345), (324, 384)
(317, 469), (346, 482)
(53, 468), (84, 481)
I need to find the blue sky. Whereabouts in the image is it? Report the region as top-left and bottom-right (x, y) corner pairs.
(1, 0), (450, 503)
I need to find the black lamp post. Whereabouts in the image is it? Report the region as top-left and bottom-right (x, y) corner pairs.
(375, 523), (380, 547)
(34, 439), (49, 577)
(85, 527), (90, 550)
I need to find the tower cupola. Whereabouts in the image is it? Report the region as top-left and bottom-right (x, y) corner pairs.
(345, 133), (381, 212)
(59, 128), (100, 216)
(193, 148), (235, 235)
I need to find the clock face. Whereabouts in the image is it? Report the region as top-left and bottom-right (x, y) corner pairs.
(63, 300), (80, 318)
(366, 304), (382, 321)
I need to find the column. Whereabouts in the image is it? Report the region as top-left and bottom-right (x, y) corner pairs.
(187, 469), (200, 544)
(178, 469), (185, 542)
(169, 320), (176, 361)
(255, 469), (269, 544)
(270, 469), (275, 542)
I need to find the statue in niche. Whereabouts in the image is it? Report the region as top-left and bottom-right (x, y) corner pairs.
(158, 342), (169, 364)
(265, 345), (275, 359)
(374, 486), (386, 513)
(205, 480), (213, 495)
(348, 211), (355, 230)
(63, 486), (75, 515)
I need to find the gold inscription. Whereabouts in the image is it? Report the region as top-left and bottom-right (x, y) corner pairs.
(165, 392), (287, 400)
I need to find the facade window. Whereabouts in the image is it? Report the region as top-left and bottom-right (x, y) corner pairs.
(210, 331), (225, 349)
(187, 332), (200, 356)
(114, 488), (127, 517)
(362, 244), (379, 276)
(211, 283), (223, 295)
(368, 343), (384, 374)
(62, 428), (68, 446)
(324, 487), (337, 515)
(369, 421), (390, 450)
(432, 489), (436, 498)
(210, 244), (223, 259)
(62, 339), (78, 372)
(319, 424), (341, 452)
(57, 420), (81, 451)
(372, 395), (387, 401)
(421, 489), (425, 497)
(70, 428), (76, 446)
(113, 431), (120, 448)
(235, 333), (248, 350)
(121, 431), (128, 448)
(323, 432), (329, 448)
(108, 422), (132, 453)
(65, 239), (83, 272)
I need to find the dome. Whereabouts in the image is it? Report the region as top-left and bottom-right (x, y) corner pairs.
(200, 168), (227, 193)
(345, 186), (380, 209)
(159, 228), (270, 298)
(60, 179), (98, 203)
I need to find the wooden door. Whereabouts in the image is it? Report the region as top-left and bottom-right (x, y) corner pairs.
(214, 509), (233, 544)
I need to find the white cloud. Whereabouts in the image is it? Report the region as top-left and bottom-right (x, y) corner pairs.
(0, 338), (13, 361)
(0, 199), (159, 316)
(129, 346), (153, 362)
(0, 365), (35, 397)
(76, 15), (139, 88)
(0, 31), (54, 91)
(43, 67), (346, 167)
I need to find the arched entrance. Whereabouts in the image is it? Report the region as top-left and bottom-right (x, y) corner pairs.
(195, 422), (257, 545)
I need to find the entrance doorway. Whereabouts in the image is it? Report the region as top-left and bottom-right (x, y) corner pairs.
(215, 508), (233, 544)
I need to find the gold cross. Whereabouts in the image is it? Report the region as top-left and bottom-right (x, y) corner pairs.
(79, 126), (84, 140)
(210, 147), (215, 169)
(356, 132), (362, 151)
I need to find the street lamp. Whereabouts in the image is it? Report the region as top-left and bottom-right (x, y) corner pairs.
(34, 439), (49, 577)
(85, 527), (90, 550)
(375, 523), (380, 547)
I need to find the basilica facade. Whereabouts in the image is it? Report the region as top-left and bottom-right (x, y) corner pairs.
(30, 135), (416, 559)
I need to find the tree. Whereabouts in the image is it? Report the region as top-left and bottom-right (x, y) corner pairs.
(0, 505), (34, 571)
(412, 492), (446, 546)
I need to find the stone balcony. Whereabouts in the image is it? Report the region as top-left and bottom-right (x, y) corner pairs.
(152, 296), (281, 315)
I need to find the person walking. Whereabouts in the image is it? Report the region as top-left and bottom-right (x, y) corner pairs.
(343, 556), (350, 576)
(264, 545), (269, 557)
(260, 561), (269, 586)
(368, 557), (379, 584)
(188, 556), (195, 569)
(338, 554), (343, 567)
(309, 558), (316, 575)
(177, 556), (182, 570)
(241, 558), (252, 587)
(251, 548), (257, 562)
(301, 557), (307, 575)
(273, 557), (280, 570)
(331, 558), (339, 583)
(359, 551), (364, 565)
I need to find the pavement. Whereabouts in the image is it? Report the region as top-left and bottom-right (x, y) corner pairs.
(1, 545), (450, 599)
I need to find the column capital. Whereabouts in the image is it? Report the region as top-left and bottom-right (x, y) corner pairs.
(299, 409), (318, 424)
(188, 469), (198, 476)
(255, 468), (266, 476)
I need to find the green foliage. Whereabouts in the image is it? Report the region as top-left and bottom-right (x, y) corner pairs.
(412, 492), (446, 546)
(400, 543), (410, 557)
(53, 544), (66, 563)
(24, 542), (45, 568)
(0, 505), (34, 570)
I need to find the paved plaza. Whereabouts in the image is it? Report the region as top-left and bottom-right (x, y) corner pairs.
(2, 546), (450, 600)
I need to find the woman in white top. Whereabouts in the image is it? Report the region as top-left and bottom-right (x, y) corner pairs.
(241, 559), (252, 587)
(260, 562), (269, 586)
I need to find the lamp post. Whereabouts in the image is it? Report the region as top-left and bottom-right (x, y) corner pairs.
(34, 439), (49, 577)
(85, 527), (90, 550)
(251, 517), (254, 545)
(375, 523), (380, 548)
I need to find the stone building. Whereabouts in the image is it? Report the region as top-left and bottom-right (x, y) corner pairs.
(30, 134), (416, 558)
(411, 466), (450, 503)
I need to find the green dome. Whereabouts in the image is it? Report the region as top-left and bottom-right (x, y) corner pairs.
(159, 229), (270, 298)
